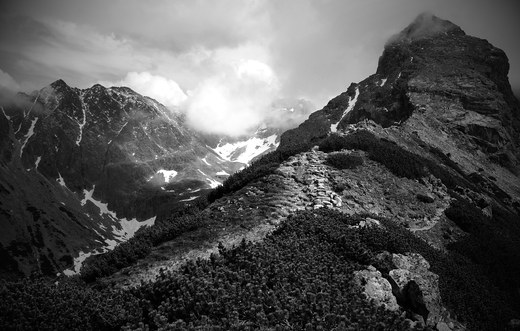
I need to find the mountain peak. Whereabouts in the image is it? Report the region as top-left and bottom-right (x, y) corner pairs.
(387, 13), (464, 45)
(50, 79), (70, 90)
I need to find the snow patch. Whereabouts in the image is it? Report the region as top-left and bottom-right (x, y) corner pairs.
(330, 87), (359, 133)
(113, 216), (156, 242)
(198, 169), (221, 188)
(148, 169), (178, 183)
(180, 196), (199, 202)
(62, 251), (92, 276)
(81, 185), (115, 217)
(76, 93), (87, 146)
(56, 172), (68, 189)
(201, 157), (211, 166)
(397, 72), (402, 79)
(216, 170), (230, 176)
(157, 169), (178, 182)
(63, 186), (157, 275)
(20, 117), (38, 157)
(62, 215), (155, 276)
(35, 156), (41, 169)
(213, 134), (278, 165)
(379, 78), (387, 87)
(81, 186), (156, 240)
(1, 106), (11, 120)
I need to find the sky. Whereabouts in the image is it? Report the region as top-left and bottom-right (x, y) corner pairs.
(0, 0), (519, 136)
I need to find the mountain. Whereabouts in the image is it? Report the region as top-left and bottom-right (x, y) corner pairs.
(86, 14), (520, 329)
(0, 81), (242, 277)
(203, 98), (313, 165)
(2, 14), (520, 331)
(281, 13), (520, 198)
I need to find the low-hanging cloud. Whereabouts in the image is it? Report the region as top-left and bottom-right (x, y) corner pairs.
(0, 68), (20, 92)
(185, 59), (280, 136)
(386, 12), (459, 45)
(100, 72), (187, 109)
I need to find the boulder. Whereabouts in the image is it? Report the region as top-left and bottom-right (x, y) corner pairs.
(389, 253), (443, 326)
(353, 266), (400, 311)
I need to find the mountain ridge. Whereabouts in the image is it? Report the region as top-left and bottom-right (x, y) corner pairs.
(1, 14), (520, 330)
(82, 14), (520, 329)
(0, 80), (244, 277)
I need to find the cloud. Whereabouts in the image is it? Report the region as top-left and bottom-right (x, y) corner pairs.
(1, 0), (518, 136)
(386, 12), (459, 45)
(185, 59), (280, 136)
(0, 68), (20, 92)
(100, 72), (187, 109)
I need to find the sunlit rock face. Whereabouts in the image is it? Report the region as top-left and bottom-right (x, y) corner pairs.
(0, 80), (242, 277)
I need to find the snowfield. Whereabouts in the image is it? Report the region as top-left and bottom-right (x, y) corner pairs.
(213, 134), (278, 165)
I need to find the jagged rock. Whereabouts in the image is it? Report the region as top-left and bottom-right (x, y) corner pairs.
(353, 266), (400, 311)
(389, 253), (443, 326)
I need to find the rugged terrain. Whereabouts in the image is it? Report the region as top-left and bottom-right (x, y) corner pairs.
(91, 14), (520, 330)
(0, 81), (245, 277)
(1, 13), (520, 330)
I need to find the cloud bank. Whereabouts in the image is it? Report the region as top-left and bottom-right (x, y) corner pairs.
(101, 72), (187, 109)
(1, 0), (518, 136)
(103, 60), (282, 137)
(185, 59), (279, 136)
(0, 68), (20, 92)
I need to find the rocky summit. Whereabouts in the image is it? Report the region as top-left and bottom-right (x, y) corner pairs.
(1, 14), (520, 331)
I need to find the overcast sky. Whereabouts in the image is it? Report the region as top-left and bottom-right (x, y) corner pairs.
(1, 0), (519, 135)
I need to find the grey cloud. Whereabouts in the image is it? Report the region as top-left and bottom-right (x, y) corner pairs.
(0, 0), (518, 134)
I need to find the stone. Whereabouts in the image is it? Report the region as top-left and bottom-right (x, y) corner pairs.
(365, 218), (381, 227)
(389, 253), (443, 326)
(436, 321), (451, 331)
(353, 266), (400, 311)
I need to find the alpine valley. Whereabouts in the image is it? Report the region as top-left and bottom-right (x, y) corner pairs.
(1, 14), (520, 331)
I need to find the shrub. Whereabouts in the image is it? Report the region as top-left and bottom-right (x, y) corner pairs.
(326, 153), (364, 170)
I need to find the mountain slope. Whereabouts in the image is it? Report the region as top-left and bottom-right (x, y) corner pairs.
(0, 81), (240, 277)
(281, 13), (520, 199)
(2, 14), (520, 331)
(89, 14), (520, 330)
